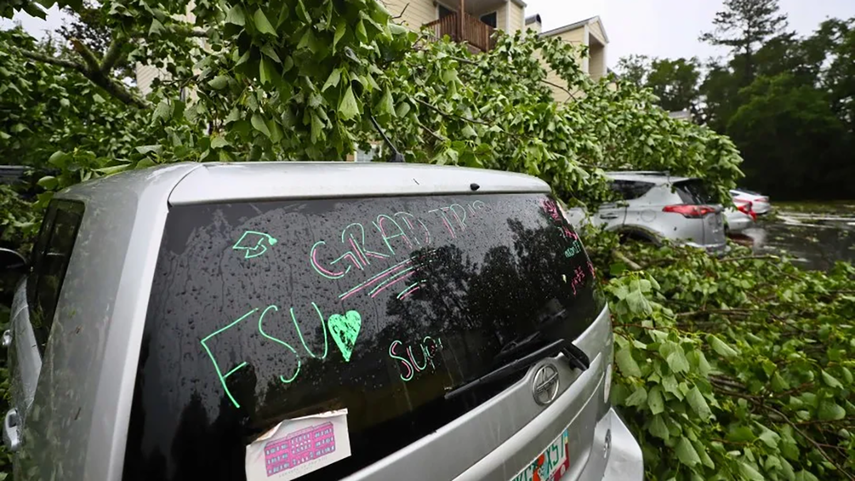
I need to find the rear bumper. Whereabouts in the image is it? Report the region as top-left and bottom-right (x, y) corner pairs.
(684, 241), (728, 256)
(600, 409), (644, 481)
(725, 216), (753, 233)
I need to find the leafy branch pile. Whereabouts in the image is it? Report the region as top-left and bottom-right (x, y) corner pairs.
(2, 1), (851, 480)
(590, 233), (855, 480)
(1, 0), (742, 207)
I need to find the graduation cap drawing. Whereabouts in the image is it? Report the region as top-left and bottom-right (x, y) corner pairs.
(233, 231), (278, 259)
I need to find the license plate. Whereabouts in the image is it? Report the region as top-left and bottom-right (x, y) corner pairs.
(508, 428), (570, 481)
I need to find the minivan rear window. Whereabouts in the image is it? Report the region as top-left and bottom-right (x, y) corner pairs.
(123, 193), (604, 481)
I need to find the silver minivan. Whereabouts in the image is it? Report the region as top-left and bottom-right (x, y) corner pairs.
(1, 162), (642, 481)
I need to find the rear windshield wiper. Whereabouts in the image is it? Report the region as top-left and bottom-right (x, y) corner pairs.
(445, 339), (590, 400)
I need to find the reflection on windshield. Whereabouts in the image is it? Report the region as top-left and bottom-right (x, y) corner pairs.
(122, 193), (603, 481)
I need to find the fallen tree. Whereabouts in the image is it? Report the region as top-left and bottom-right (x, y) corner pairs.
(4, 1), (851, 480)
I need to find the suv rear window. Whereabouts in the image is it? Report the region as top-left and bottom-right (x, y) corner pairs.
(675, 179), (714, 204)
(610, 180), (655, 200)
(123, 193), (603, 481)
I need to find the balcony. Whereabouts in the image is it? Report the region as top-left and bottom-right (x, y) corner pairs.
(423, 12), (497, 53)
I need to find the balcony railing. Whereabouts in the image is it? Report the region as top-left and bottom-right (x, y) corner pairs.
(423, 12), (496, 52)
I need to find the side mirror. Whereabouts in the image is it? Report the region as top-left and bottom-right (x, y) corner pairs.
(0, 248), (27, 273)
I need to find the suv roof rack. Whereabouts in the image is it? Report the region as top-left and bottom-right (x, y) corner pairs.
(607, 170), (670, 176)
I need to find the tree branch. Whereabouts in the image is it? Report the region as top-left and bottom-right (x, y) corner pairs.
(418, 121), (447, 142)
(413, 97), (492, 126)
(719, 254), (781, 263)
(393, 3), (409, 19)
(71, 38), (101, 73)
(542, 79), (578, 100)
(21, 39), (149, 109)
(100, 36), (127, 74)
(17, 49), (84, 72)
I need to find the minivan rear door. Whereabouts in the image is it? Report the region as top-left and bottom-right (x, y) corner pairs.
(123, 192), (605, 481)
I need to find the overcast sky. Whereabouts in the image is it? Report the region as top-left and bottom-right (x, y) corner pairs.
(5, 0), (855, 69)
(526, 0), (855, 68)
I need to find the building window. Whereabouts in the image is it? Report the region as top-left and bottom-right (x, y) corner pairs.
(480, 12), (497, 28)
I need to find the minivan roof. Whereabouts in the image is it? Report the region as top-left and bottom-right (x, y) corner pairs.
(168, 162), (550, 205)
(57, 162), (551, 205)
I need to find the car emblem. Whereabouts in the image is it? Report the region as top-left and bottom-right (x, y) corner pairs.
(532, 363), (561, 405)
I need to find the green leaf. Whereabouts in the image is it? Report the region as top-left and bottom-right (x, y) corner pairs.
(757, 425), (780, 448)
(688, 350), (711, 376)
(615, 347), (642, 377)
(648, 414), (670, 441)
(662, 375), (681, 399)
(771, 371), (790, 392)
(709, 335), (738, 358)
(624, 386), (647, 407)
(253, 9), (278, 36)
(208, 75), (231, 90)
(817, 401), (846, 421)
(795, 470), (819, 481)
(260, 44), (281, 63)
(251, 113), (271, 137)
(333, 18), (347, 51)
(739, 462), (765, 481)
(152, 100), (172, 124)
(338, 86), (359, 121)
(260, 57), (277, 85)
(322, 69), (341, 92)
(728, 425), (756, 443)
(686, 386), (711, 421)
(820, 370), (843, 389)
(310, 113), (324, 144)
(210, 136), (229, 149)
(693, 440), (715, 469)
(225, 5), (245, 26)
(675, 436), (700, 467)
(37, 176), (58, 190)
(666, 347), (690, 374)
(624, 289), (652, 315)
(48, 150), (69, 168)
(96, 164), (131, 175)
(149, 18), (164, 35)
(377, 88), (394, 116)
(647, 385), (664, 415)
(136, 145), (162, 155)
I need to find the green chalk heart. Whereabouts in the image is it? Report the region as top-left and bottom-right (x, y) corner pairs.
(328, 310), (362, 362)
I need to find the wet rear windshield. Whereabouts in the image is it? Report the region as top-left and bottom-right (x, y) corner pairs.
(123, 193), (603, 481)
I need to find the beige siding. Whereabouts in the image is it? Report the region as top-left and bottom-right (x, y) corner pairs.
(495, 3), (508, 31)
(136, 64), (166, 96)
(543, 27), (587, 102)
(509, 3), (524, 32)
(385, 0), (436, 31)
(588, 20), (606, 45)
(589, 44), (606, 81)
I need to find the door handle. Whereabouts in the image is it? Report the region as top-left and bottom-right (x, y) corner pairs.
(3, 408), (21, 452)
(599, 213), (619, 220)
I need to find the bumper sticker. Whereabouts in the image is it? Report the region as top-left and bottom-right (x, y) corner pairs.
(245, 409), (351, 481)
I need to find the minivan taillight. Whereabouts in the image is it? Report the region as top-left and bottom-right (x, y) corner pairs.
(663, 204), (715, 218)
(737, 201), (757, 221)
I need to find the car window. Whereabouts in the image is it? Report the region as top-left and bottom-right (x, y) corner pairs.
(674, 179), (714, 204)
(27, 200), (84, 352)
(610, 180), (654, 200)
(123, 193), (604, 481)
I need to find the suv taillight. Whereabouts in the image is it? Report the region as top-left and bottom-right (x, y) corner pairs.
(737, 201), (757, 221)
(663, 204), (716, 218)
